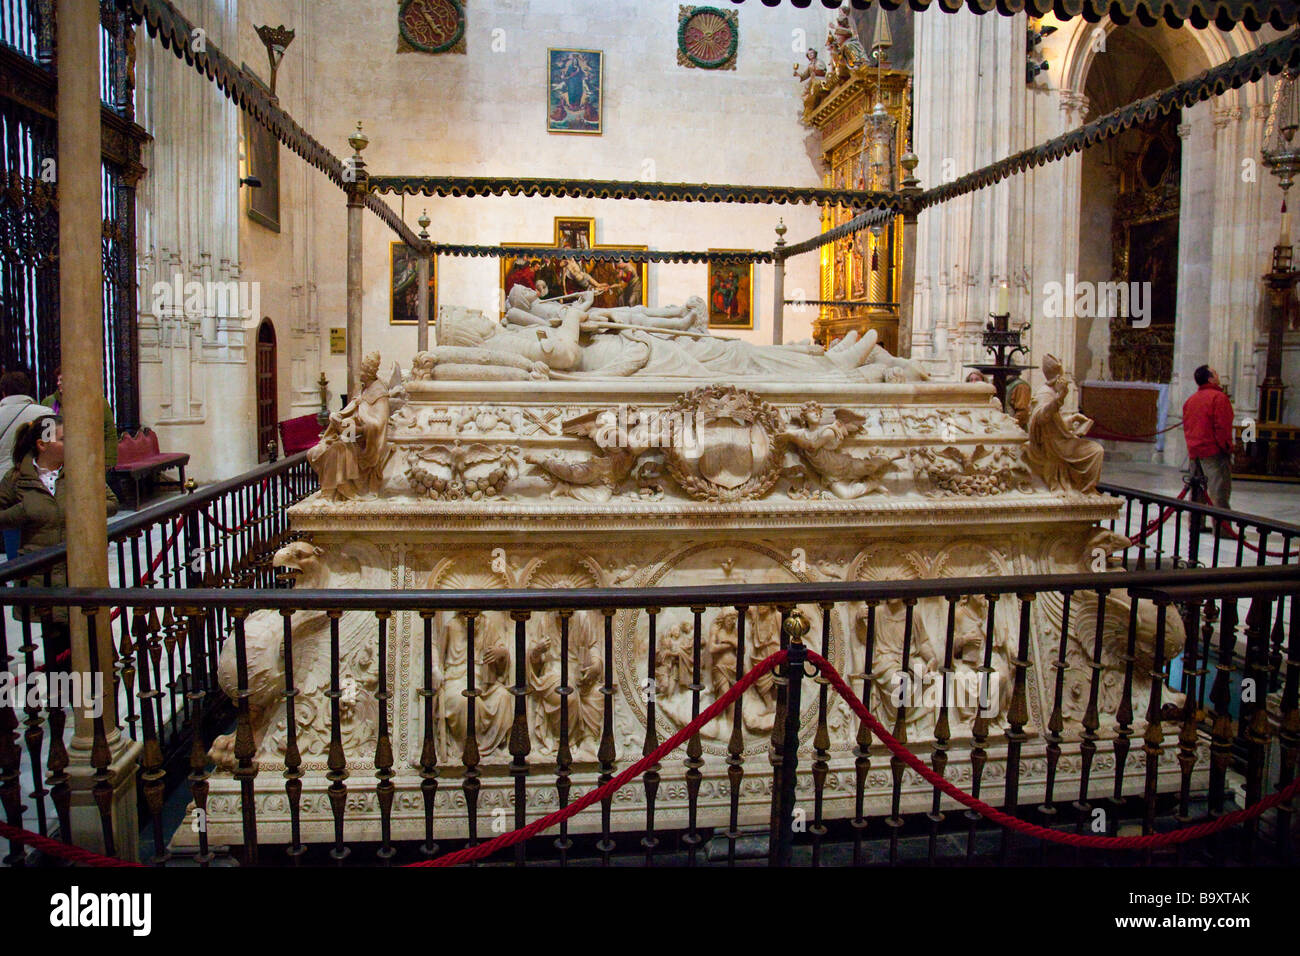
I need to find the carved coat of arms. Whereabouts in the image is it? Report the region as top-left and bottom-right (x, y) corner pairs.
(665, 386), (782, 501)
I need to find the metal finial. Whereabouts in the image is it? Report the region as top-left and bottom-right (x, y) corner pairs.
(783, 608), (810, 645)
(418, 209), (431, 239)
(348, 122), (369, 155)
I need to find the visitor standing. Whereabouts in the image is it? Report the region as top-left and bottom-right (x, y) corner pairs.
(0, 370), (52, 559)
(42, 365), (119, 470)
(0, 415), (119, 671)
(1182, 364), (1235, 530)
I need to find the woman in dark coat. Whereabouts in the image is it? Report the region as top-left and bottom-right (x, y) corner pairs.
(0, 415), (119, 669)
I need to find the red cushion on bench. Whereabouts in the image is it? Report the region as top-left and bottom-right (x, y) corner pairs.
(115, 453), (188, 474)
(114, 429), (185, 470)
(278, 414), (323, 455)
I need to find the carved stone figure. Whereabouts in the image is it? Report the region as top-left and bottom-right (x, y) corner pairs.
(867, 594), (1013, 736)
(526, 614), (603, 759)
(308, 351), (394, 500)
(1025, 354), (1104, 494)
(783, 402), (900, 498)
(424, 299), (927, 384)
(209, 540), (380, 768)
(793, 46), (827, 89)
(441, 614), (514, 757)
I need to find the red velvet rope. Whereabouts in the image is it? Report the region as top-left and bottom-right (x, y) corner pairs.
(807, 649), (1300, 850)
(1122, 486), (1187, 546)
(402, 646), (789, 867)
(1200, 489), (1300, 559)
(107, 515), (186, 624)
(3, 645), (1294, 866)
(0, 820), (143, 867)
(196, 479), (273, 535)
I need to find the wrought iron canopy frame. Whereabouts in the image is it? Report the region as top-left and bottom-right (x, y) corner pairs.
(121, 0), (1300, 265)
(724, 0), (1297, 32)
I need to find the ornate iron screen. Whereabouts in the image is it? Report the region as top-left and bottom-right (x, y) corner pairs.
(0, 0), (141, 428)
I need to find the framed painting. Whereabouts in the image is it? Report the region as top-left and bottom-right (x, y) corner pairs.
(242, 67), (280, 232)
(390, 242), (437, 325)
(707, 251), (753, 330)
(586, 246), (648, 310)
(500, 218), (647, 316)
(548, 49), (603, 134)
(554, 216), (595, 250)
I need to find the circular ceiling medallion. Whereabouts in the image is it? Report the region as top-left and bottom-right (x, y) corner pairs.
(399, 0), (465, 54)
(679, 7), (738, 70)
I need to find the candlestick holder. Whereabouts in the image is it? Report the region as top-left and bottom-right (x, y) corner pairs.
(964, 311), (1034, 408)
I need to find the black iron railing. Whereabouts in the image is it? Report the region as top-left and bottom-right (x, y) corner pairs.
(1, 560), (1295, 868)
(0, 451), (317, 787)
(1099, 479), (1300, 573)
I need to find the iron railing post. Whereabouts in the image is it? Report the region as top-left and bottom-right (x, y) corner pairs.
(772, 610), (809, 867)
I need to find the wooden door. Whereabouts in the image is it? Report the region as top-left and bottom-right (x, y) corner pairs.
(256, 320), (277, 461)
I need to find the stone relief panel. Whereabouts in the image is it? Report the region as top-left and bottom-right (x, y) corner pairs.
(614, 541), (828, 758)
(1036, 531), (1187, 729)
(847, 540), (1021, 740)
(210, 538), (391, 770)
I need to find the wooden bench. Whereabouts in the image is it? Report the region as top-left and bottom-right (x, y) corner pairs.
(109, 428), (190, 507)
(277, 413), (323, 456)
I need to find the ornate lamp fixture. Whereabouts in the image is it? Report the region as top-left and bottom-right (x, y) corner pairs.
(1262, 70), (1300, 198)
(255, 24), (296, 97)
(858, 9), (896, 271)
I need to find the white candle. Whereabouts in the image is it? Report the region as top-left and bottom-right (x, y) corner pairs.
(1280, 201), (1291, 247)
(995, 281), (1010, 316)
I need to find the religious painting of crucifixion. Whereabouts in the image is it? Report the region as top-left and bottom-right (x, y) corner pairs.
(390, 241), (437, 325)
(548, 48), (603, 134)
(499, 217), (647, 317)
(707, 251), (753, 330)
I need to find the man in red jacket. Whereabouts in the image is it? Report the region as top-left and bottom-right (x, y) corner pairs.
(1182, 365), (1234, 528)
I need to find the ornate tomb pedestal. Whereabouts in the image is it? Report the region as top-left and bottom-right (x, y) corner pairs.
(182, 295), (1197, 847)
(182, 367), (1198, 848)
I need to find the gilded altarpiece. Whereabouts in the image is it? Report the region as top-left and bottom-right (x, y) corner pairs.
(1109, 116), (1181, 383)
(802, 70), (910, 351)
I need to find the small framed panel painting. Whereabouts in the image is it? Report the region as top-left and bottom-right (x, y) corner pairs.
(390, 242), (437, 325)
(707, 251), (753, 330)
(548, 49), (603, 134)
(500, 216), (647, 316)
(499, 247), (648, 313)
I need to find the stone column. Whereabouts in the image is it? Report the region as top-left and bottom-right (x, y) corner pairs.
(1053, 89), (1089, 384)
(344, 124), (369, 399)
(910, 11), (1030, 380)
(58, 0), (140, 859)
(416, 257), (431, 351)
